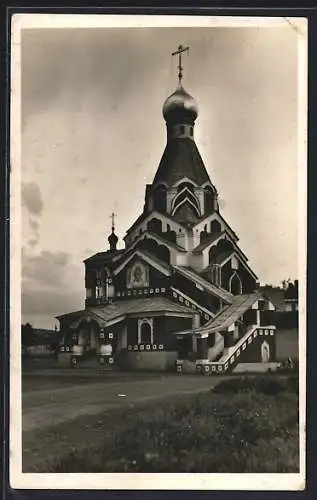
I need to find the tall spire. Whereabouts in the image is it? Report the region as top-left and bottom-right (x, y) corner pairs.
(108, 212), (118, 251)
(172, 44), (189, 84)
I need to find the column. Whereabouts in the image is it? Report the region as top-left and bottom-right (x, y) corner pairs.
(192, 313), (200, 329)
(196, 337), (208, 359)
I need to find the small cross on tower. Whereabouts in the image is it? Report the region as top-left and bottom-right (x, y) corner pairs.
(108, 212), (118, 251)
(172, 44), (190, 84)
(110, 212), (117, 231)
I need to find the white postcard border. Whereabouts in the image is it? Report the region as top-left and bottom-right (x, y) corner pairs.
(9, 13), (307, 491)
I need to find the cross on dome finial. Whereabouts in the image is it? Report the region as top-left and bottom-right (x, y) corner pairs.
(172, 44), (189, 84)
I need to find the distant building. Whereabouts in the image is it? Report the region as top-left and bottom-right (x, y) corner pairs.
(260, 281), (298, 330)
(260, 281), (298, 313)
(57, 45), (277, 374)
(283, 280), (299, 312)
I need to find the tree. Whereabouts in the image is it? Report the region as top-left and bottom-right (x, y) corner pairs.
(21, 323), (35, 348)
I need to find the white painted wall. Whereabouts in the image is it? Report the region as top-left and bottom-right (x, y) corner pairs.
(207, 333), (224, 361)
(175, 252), (189, 266)
(188, 252), (203, 272)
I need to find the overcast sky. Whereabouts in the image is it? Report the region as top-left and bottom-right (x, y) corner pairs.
(21, 24), (299, 329)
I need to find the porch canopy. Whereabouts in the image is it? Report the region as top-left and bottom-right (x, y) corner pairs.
(57, 297), (194, 329)
(173, 292), (263, 338)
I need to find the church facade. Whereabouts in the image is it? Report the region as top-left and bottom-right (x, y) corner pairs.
(57, 47), (276, 374)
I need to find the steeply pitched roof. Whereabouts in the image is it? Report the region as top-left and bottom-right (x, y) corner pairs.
(112, 248), (172, 277)
(173, 265), (234, 303)
(153, 138), (211, 187)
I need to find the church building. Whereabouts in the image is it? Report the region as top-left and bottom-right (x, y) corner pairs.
(57, 45), (276, 374)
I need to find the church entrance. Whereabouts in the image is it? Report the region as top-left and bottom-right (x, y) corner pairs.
(77, 320), (100, 355)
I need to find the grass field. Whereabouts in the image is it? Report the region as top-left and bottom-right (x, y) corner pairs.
(23, 374), (299, 473)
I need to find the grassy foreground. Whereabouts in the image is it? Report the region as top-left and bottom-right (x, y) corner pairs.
(45, 375), (299, 473)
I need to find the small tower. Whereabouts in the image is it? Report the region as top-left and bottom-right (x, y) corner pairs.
(145, 44), (218, 225)
(108, 212), (118, 251)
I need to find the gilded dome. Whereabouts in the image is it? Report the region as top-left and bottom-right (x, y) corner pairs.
(162, 84), (198, 123)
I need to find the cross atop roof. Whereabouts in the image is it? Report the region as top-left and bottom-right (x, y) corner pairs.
(110, 212), (117, 231)
(172, 44), (190, 84)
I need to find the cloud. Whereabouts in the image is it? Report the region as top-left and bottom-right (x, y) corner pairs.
(22, 250), (84, 320)
(29, 218), (40, 232)
(22, 182), (43, 215)
(27, 238), (38, 249)
(22, 288), (81, 316)
(22, 250), (70, 287)
(27, 217), (40, 248)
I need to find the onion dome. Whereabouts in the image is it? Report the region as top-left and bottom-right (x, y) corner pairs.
(163, 84), (198, 125)
(108, 227), (118, 251)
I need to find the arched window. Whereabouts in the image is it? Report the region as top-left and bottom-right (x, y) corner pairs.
(200, 230), (209, 244)
(157, 244), (170, 264)
(208, 245), (217, 264)
(210, 220), (221, 234)
(165, 229), (177, 243)
(204, 186), (215, 214)
(138, 238), (170, 264)
(139, 237), (158, 254)
(229, 273), (243, 295)
(138, 319), (153, 345)
(140, 323), (152, 344)
(217, 238), (234, 254)
(147, 218), (163, 234)
(153, 185), (167, 212)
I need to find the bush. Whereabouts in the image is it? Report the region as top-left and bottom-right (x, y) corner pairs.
(213, 374), (298, 396)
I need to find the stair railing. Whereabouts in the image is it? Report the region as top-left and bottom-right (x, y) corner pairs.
(197, 324), (276, 374)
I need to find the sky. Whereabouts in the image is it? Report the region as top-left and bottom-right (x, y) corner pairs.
(20, 23), (300, 329)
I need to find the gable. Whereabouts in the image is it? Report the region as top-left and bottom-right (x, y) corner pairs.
(113, 250), (171, 279)
(124, 210), (185, 246)
(129, 229), (185, 254)
(198, 230), (250, 267)
(112, 252), (171, 294)
(193, 212), (239, 243)
(220, 251), (258, 282)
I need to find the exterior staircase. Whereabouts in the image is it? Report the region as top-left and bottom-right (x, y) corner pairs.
(179, 324), (276, 375)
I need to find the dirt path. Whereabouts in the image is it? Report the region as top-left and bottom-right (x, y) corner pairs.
(22, 374), (220, 432)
